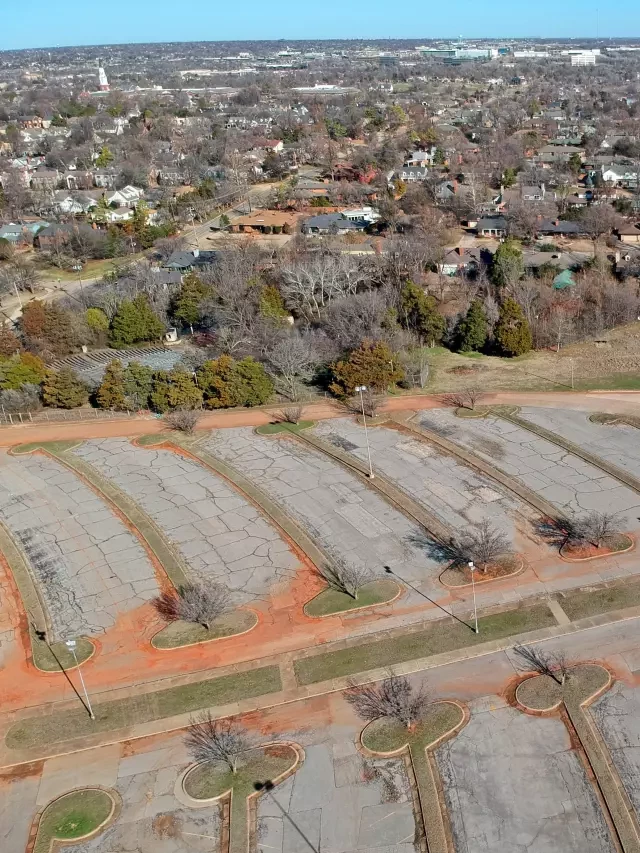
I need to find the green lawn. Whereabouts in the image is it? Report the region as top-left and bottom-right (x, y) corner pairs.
(184, 745), (298, 853)
(32, 635), (94, 672)
(361, 702), (463, 754)
(295, 604), (555, 685)
(34, 789), (114, 853)
(255, 421), (315, 435)
(304, 579), (399, 617)
(6, 666), (282, 751)
(152, 610), (257, 649)
(559, 581), (640, 622)
(574, 374), (640, 391)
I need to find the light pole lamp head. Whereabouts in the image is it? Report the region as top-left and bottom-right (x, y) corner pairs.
(468, 561), (475, 571)
(65, 639), (77, 650)
(355, 385), (367, 392)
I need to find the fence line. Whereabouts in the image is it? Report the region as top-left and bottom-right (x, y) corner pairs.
(0, 408), (151, 427)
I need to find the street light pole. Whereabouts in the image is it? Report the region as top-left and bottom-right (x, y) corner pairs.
(570, 358), (574, 390)
(355, 385), (374, 479)
(468, 562), (478, 634)
(65, 639), (95, 719)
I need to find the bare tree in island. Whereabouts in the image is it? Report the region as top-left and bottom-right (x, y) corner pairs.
(155, 581), (231, 631)
(185, 714), (254, 773)
(317, 557), (373, 600)
(345, 674), (430, 730)
(513, 644), (569, 685)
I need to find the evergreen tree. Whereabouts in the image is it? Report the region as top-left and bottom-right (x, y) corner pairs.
(123, 361), (154, 409)
(455, 300), (488, 353)
(495, 298), (533, 357)
(0, 353), (46, 390)
(491, 239), (524, 288)
(197, 356), (273, 409)
(109, 295), (165, 347)
(170, 272), (211, 330)
(95, 145), (113, 167)
(149, 368), (202, 413)
(399, 281), (445, 344)
(234, 357), (274, 406)
(96, 360), (126, 409)
(329, 339), (404, 398)
(258, 285), (288, 320)
(86, 307), (110, 332)
(20, 300), (47, 340)
(42, 368), (88, 409)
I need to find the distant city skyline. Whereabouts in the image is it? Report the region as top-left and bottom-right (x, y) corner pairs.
(2, 0), (640, 51)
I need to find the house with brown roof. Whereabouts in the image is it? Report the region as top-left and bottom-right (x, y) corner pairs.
(231, 211), (298, 234)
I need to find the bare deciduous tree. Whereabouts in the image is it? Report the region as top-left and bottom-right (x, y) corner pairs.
(185, 714), (254, 773)
(441, 386), (484, 411)
(453, 519), (511, 572)
(513, 644), (569, 685)
(280, 406), (304, 424)
(164, 408), (201, 434)
(266, 335), (317, 401)
(155, 581), (231, 630)
(570, 511), (622, 548)
(317, 557), (373, 600)
(345, 674), (430, 730)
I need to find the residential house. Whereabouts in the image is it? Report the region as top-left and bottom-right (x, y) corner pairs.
(51, 191), (99, 215)
(341, 206), (380, 224)
(252, 139), (284, 154)
(94, 169), (119, 189)
(35, 222), (94, 250)
(438, 246), (487, 275)
(404, 148), (437, 167)
(30, 168), (60, 191)
(537, 218), (586, 237)
(616, 225), (640, 244)
(538, 145), (584, 165)
(476, 215), (507, 237)
(395, 165), (430, 183)
(301, 212), (369, 235)
(0, 223), (24, 244)
(521, 183), (547, 202)
(164, 250), (219, 271)
(231, 211), (297, 234)
(156, 167), (183, 185)
(105, 185), (144, 207)
(601, 164), (639, 189)
(63, 171), (93, 191)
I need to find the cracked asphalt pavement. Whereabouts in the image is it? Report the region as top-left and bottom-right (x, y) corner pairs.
(73, 439), (299, 605)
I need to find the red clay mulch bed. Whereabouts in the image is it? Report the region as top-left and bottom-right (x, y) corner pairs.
(559, 533), (634, 562)
(439, 554), (524, 588)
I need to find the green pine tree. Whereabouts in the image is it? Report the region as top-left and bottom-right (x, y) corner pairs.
(399, 281), (446, 345)
(258, 285), (288, 321)
(196, 355), (273, 409)
(123, 361), (154, 409)
(95, 145), (113, 167)
(495, 298), (533, 357)
(491, 239), (524, 288)
(170, 272), (211, 330)
(329, 339), (404, 398)
(96, 360), (126, 409)
(0, 353), (46, 390)
(455, 300), (488, 353)
(235, 357), (274, 406)
(149, 368), (202, 412)
(42, 368), (88, 409)
(109, 295), (165, 347)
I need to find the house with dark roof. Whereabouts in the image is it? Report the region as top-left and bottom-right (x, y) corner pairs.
(537, 219), (586, 237)
(301, 213), (369, 235)
(476, 216), (507, 237)
(164, 250), (219, 270)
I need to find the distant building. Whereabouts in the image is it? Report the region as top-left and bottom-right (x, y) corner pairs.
(98, 63), (110, 91)
(571, 52), (597, 66)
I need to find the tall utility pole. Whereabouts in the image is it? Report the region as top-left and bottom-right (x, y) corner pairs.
(66, 639), (95, 719)
(468, 562), (478, 634)
(355, 385), (374, 479)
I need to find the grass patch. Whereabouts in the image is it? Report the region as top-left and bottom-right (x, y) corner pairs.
(184, 745), (298, 853)
(135, 433), (172, 447)
(574, 373), (640, 391)
(152, 610), (257, 649)
(516, 674), (563, 711)
(362, 703), (463, 754)
(560, 532), (633, 560)
(255, 421), (315, 435)
(454, 406), (490, 419)
(11, 441), (81, 456)
(6, 666), (282, 751)
(32, 635), (94, 672)
(559, 580), (640, 622)
(295, 603), (555, 685)
(440, 554), (522, 588)
(34, 789), (114, 853)
(304, 579), (399, 617)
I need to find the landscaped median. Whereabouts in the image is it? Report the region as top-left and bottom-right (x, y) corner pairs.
(32, 788), (118, 853)
(5, 666), (282, 751)
(304, 578), (401, 617)
(295, 603), (557, 685)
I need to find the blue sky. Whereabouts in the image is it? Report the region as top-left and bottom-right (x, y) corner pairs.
(2, 0), (639, 50)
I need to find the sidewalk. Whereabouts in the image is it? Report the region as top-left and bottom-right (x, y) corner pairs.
(2, 602), (640, 769)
